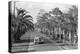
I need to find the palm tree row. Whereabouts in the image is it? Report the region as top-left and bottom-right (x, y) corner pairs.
(36, 5), (78, 43)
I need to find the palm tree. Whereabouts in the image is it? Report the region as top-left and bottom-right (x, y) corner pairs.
(11, 8), (34, 43)
(67, 5), (78, 43)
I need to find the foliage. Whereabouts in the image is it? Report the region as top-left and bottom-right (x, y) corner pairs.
(11, 8), (34, 43)
(36, 6), (78, 40)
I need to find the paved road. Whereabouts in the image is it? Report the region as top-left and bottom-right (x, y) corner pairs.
(34, 44), (64, 51)
(33, 43), (77, 51)
(12, 44), (64, 52)
(12, 42), (77, 52)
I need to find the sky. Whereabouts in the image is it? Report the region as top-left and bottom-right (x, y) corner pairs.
(15, 1), (73, 23)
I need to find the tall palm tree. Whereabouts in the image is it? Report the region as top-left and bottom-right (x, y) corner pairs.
(11, 8), (34, 43)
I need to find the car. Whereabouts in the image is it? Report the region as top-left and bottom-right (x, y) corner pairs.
(34, 36), (44, 44)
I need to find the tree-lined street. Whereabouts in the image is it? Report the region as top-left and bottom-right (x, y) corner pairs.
(9, 2), (78, 53)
